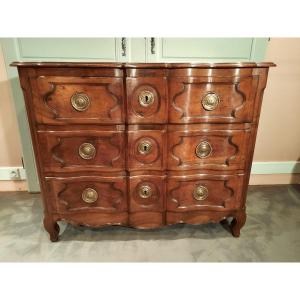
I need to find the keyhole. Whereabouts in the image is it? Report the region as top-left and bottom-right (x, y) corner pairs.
(145, 95), (149, 103)
(143, 190), (147, 196)
(144, 145), (148, 151)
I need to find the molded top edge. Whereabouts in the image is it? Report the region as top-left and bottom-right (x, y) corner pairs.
(10, 61), (276, 68)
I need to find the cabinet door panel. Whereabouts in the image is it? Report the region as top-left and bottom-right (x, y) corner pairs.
(146, 38), (268, 62)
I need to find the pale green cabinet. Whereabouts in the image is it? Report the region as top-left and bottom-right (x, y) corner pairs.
(0, 37), (268, 192)
(145, 38), (268, 62)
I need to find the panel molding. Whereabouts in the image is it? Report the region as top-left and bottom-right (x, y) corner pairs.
(251, 161), (300, 174)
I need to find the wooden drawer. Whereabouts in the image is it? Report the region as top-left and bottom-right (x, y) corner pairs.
(30, 76), (124, 124)
(168, 124), (251, 171)
(46, 176), (127, 213)
(37, 126), (125, 173)
(129, 174), (166, 212)
(167, 173), (244, 212)
(127, 126), (167, 171)
(168, 70), (258, 124)
(126, 76), (168, 124)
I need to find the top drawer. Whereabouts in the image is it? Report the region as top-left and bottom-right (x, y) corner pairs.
(168, 68), (259, 124)
(30, 75), (124, 125)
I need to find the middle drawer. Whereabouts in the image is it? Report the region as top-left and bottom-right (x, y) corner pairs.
(37, 125), (125, 173)
(168, 123), (252, 171)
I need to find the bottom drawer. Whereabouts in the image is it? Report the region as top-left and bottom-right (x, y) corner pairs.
(46, 176), (127, 214)
(167, 173), (244, 212)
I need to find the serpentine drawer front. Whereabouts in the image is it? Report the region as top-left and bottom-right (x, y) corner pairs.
(12, 61), (275, 241)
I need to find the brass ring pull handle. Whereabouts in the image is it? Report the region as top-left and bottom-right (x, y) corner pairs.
(138, 185), (152, 199)
(202, 92), (220, 111)
(193, 185), (208, 201)
(138, 140), (152, 155)
(71, 92), (90, 111)
(79, 143), (96, 160)
(195, 141), (212, 158)
(139, 90), (155, 107)
(82, 188), (98, 203)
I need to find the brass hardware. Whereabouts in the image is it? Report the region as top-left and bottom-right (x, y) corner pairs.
(150, 37), (156, 54)
(139, 90), (155, 107)
(71, 92), (90, 111)
(193, 185), (208, 201)
(82, 188), (98, 203)
(138, 185), (152, 199)
(202, 92), (220, 111)
(138, 140), (152, 155)
(121, 37), (127, 57)
(79, 143), (96, 160)
(195, 141), (212, 158)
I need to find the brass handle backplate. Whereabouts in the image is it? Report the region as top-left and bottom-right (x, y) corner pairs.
(79, 143), (96, 160)
(71, 92), (90, 111)
(138, 140), (152, 155)
(138, 185), (152, 199)
(202, 92), (220, 111)
(82, 188), (98, 203)
(139, 90), (155, 107)
(195, 141), (212, 158)
(193, 185), (208, 201)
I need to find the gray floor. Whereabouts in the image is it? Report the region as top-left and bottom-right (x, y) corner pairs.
(0, 185), (299, 262)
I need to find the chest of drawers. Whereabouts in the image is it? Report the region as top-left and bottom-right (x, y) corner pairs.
(12, 62), (275, 241)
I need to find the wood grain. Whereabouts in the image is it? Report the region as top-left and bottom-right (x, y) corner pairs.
(13, 62), (274, 241)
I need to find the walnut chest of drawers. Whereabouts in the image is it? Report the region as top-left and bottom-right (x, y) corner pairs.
(12, 62), (275, 242)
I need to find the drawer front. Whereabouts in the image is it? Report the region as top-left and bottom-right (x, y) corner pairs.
(129, 175), (166, 212)
(126, 76), (168, 124)
(31, 76), (124, 124)
(38, 128), (125, 173)
(127, 128), (167, 170)
(46, 176), (127, 213)
(169, 74), (258, 123)
(167, 174), (244, 212)
(168, 124), (251, 171)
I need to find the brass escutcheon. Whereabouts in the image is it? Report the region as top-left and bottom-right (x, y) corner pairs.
(82, 188), (98, 203)
(71, 92), (90, 111)
(138, 140), (152, 155)
(195, 141), (212, 158)
(138, 185), (152, 199)
(139, 90), (155, 107)
(202, 92), (220, 111)
(193, 185), (208, 201)
(79, 143), (96, 160)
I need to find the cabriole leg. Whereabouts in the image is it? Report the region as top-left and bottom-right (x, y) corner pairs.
(230, 209), (246, 237)
(43, 215), (60, 242)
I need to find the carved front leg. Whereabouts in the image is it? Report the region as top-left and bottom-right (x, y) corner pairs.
(43, 215), (60, 242)
(230, 209), (246, 237)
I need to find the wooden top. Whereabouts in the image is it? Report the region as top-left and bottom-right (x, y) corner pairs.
(10, 62), (276, 68)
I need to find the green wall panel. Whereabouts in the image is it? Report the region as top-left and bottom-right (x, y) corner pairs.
(18, 38), (118, 60)
(146, 38), (268, 62)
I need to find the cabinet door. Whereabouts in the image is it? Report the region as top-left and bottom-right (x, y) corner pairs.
(146, 38), (268, 62)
